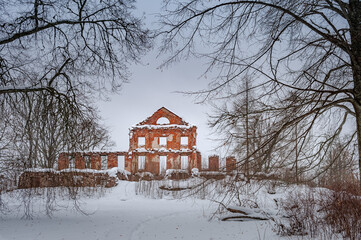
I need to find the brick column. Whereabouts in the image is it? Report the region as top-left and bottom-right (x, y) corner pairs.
(226, 156), (236, 172)
(208, 155), (219, 171)
(108, 153), (117, 169)
(58, 153), (68, 170)
(91, 153), (101, 170)
(124, 154), (132, 172)
(75, 152), (85, 169)
(196, 151), (202, 170)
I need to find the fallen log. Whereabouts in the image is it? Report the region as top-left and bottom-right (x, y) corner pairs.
(221, 215), (269, 221)
(159, 185), (190, 191)
(226, 207), (248, 215)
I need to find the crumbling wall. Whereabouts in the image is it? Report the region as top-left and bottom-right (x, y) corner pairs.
(18, 170), (117, 189)
(57, 152), (129, 171)
(58, 153), (68, 170)
(130, 151), (201, 175)
(91, 153), (101, 170)
(226, 156), (237, 172)
(208, 155), (220, 171)
(129, 127), (197, 151)
(138, 107), (187, 125)
(108, 153), (117, 168)
(129, 125), (200, 175)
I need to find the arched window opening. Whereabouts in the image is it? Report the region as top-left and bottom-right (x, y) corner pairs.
(156, 117), (170, 124)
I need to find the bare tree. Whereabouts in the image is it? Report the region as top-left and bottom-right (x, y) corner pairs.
(0, 0), (151, 214)
(0, 0), (151, 164)
(0, 0), (151, 96)
(209, 78), (267, 177)
(318, 139), (358, 186)
(72, 115), (115, 153)
(4, 91), (114, 169)
(209, 86), (311, 182)
(160, 0), (361, 185)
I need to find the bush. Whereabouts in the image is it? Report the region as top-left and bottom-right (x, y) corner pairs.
(320, 189), (361, 239)
(275, 184), (361, 240)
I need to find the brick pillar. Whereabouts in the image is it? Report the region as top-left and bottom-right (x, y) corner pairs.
(91, 153), (101, 170)
(108, 153), (117, 168)
(75, 152), (85, 169)
(226, 156), (236, 172)
(58, 153), (68, 170)
(196, 151), (202, 170)
(190, 152), (197, 169)
(131, 153), (137, 174)
(124, 154), (132, 172)
(208, 155), (219, 171)
(190, 151), (202, 170)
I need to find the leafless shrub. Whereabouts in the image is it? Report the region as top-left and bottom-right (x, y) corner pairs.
(319, 188), (361, 239)
(321, 178), (361, 196)
(135, 180), (165, 199)
(275, 184), (361, 240)
(135, 177), (221, 200)
(276, 188), (321, 237)
(4, 185), (107, 219)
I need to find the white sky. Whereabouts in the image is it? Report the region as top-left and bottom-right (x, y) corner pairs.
(97, 0), (218, 156)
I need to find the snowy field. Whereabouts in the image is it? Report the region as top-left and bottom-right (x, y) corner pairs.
(0, 181), (298, 240)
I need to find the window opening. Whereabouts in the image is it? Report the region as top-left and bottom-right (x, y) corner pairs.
(138, 156), (145, 170)
(159, 137), (167, 146)
(84, 155), (91, 168)
(159, 156), (167, 174)
(138, 137), (145, 147)
(181, 137), (188, 146)
(156, 117), (170, 124)
(181, 156), (189, 169)
(118, 155), (125, 170)
(69, 155), (75, 169)
(101, 155), (108, 170)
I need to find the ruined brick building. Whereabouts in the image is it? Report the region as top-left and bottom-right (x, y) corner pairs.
(58, 107), (202, 175)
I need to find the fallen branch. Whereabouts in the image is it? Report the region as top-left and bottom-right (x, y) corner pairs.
(221, 215), (269, 221)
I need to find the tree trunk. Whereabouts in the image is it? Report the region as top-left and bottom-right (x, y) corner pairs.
(349, 0), (361, 188)
(354, 103), (361, 188)
(245, 79), (250, 178)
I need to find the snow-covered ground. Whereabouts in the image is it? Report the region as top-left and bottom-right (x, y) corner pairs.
(0, 181), (289, 240)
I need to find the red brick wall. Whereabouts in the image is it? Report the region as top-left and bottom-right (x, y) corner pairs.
(56, 108), (201, 176)
(58, 151), (130, 171)
(18, 171), (117, 188)
(128, 108), (200, 175)
(196, 151), (202, 170)
(75, 153), (85, 169)
(108, 153), (117, 168)
(129, 127), (197, 151)
(58, 153), (68, 170)
(138, 107), (187, 125)
(91, 153), (101, 170)
(129, 151), (201, 175)
(208, 155), (219, 171)
(226, 156), (236, 172)
(125, 154), (132, 172)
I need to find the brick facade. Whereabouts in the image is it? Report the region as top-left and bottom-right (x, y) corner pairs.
(58, 152), (129, 171)
(18, 171), (118, 188)
(58, 107), (202, 175)
(57, 107), (238, 177)
(128, 107), (201, 175)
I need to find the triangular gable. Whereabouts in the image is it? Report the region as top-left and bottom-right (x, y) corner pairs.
(137, 107), (189, 125)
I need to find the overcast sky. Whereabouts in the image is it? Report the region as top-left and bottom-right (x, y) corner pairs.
(97, 0), (219, 156)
